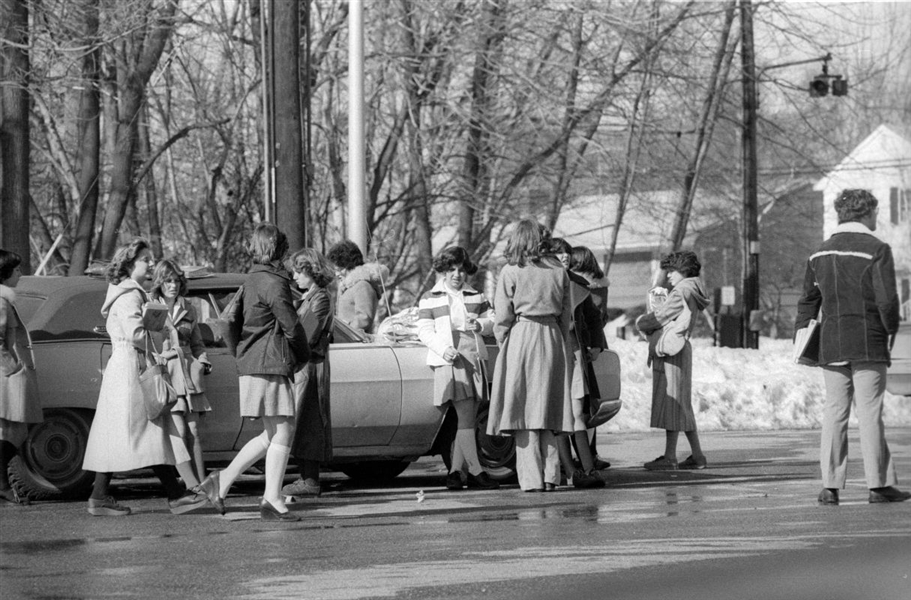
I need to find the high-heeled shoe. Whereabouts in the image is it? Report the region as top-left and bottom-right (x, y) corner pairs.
(260, 498), (300, 522)
(196, 470), (225, 515)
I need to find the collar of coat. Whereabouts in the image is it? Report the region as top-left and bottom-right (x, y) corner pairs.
(249, 262), (292, 281)
(833, 221), (874, 236)
(429, 279), (478, 296)
(150, 294), (190, 324)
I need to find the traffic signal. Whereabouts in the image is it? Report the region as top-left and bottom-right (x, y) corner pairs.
(809, 76), (828, 97)
(831, 78), (848, 96)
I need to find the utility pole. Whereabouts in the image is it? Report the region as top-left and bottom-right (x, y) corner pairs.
(272, 0), (306, 249)
(347, 0), (367, 255)
(740, 0), (760, 349)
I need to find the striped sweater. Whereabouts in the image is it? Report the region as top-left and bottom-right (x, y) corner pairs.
(417, 280), (493, 366)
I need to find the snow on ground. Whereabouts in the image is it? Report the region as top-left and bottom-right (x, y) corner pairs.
(601, 337), (911, 433)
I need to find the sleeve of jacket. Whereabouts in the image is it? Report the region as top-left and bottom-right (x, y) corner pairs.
(653, 289), (686, 325)
(350, 281), (379, 331)
(493, 270), (516, 345)
(417, 297), (453, 360)
(795, 259), (821, 332)
(872, 244), (901, 335)
(186, 306), (210, 365)
(0, 296), (20, 374)
(300, 290), (332, 349)
(476, 296), (495, 336)
(122, 291), (149, 352)
(581, 295), (607, 350)
(272, 278), (310, 366)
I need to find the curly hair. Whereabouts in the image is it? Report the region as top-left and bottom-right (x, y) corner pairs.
(432, 246), (478, 275)
(0, 249), (22, 282)
(570, 246), (604, 279)
(150, 259), (188, 298)
(249, 223), (289, 265)
(105, 239), (151, 284)
(288, 248), (334, 288)
(503, 219), (548, 267)
(835, 189), (878, 224)
(326, 240), (365, 272)
(660, 250), (701, 278)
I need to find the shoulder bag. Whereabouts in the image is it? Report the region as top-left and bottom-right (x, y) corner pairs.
(138, 333), (177, 420)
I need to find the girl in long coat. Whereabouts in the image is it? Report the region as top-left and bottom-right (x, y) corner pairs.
(150, 259), (213, 482)
(197, 224), (309, 521)
(487, 220), (574, 492)
(417, 247), (499, 491)
(0, 249), (43, 505)
(82, 239), (208, 516)
(282, 248), (335, 498)
(635, 251), (711, 471)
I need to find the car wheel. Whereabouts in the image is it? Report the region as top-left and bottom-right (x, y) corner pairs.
(440, 403), (517, 481)
(339, 460), (410, 482)
(8, 408), (95, 500)
(474, 403), (517, 481)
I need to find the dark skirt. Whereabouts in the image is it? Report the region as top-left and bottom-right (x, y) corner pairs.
(290, 358), (332, 462)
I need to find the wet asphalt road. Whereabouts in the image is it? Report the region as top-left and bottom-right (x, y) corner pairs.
(2, 428), (910, 600)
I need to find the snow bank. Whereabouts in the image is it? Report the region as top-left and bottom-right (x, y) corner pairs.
(602, 337), (911, 432)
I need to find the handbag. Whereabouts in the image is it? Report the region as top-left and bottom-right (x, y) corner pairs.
(138, 333), (177, 420)
(0, 303), (42, 423)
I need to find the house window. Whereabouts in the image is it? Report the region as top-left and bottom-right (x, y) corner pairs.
(890, 188), (911, 224)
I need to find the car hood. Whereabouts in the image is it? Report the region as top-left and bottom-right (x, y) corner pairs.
(101, 279), (146, 317)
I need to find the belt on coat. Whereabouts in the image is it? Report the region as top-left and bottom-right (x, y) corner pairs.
(516, 314), (557, 324)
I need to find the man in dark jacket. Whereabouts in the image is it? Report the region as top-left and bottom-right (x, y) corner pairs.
(796, 189), (909, 505)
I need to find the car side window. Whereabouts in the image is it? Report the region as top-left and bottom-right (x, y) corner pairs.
(30, 291), (107, 341)
(185, 291), (234, 349)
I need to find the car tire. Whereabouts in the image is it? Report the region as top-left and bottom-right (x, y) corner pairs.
(339, 460), (410, 482)
(9, 408), (95, 500)
(441, 403), (517, 482)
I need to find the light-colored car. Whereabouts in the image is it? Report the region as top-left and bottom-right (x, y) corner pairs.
(11, 274), (623, 500)
(887, 321), (911, 397)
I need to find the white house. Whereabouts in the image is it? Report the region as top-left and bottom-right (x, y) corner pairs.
(814, 125), (911, 319)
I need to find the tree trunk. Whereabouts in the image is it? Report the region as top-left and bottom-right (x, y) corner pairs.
(0, 0), (31, 272)
(138, 104), (162, 257)
(458, 0), (507, 251)
(95, 0), (179, 260)
(69, 0), (101, 276)
(668, 0), (736, 250)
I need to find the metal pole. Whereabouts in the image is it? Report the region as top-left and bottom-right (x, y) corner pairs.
(260, 0), (273, 222)
(740, 0), (759, 349)
(348, 0), (367, 254)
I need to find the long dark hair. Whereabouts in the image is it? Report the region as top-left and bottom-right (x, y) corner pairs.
(0, 249), (22, 282)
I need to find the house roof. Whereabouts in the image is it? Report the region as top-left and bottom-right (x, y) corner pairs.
(814, 124), (911, 191)
(553, 190), (729, 254)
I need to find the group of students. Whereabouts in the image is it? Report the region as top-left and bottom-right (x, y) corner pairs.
(471, 219), (709, 492)
(0, 217), (712, 515)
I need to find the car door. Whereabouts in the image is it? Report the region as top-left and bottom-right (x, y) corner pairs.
(328, 341), (402, 447)
(182, 289), (246, 454)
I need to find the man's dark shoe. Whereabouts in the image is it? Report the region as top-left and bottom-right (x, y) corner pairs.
(817, 488), (839, 505)
(869, 486), (911, 503)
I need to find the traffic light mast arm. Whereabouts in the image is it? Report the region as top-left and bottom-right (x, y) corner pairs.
(756, 53), (832, 81)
